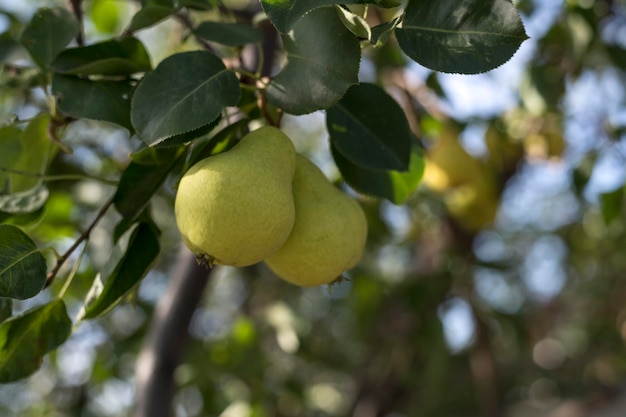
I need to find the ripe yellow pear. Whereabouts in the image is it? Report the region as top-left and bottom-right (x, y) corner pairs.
(422, 126), (483, 192)
(265, 155), (368, 287)
(174, 126), (296, 267)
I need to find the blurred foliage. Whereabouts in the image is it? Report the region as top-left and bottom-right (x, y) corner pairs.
(0, 0), (626, 417)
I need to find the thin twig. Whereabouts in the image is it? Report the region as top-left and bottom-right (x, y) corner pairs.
(68, 0), (85, 46)
(45, 198), (115, 287)
(174, 11), (216, 54)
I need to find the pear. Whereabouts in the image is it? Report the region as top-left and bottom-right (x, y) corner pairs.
(174, 126), (296, 267)
(265, 155), (368, 287)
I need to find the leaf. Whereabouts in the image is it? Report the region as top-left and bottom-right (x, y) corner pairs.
(0, 182), (49, 214)
(127, 5), (177, 33)
(326, 83), (412, 171)
(371, 16), (401, 46)
(0, 31), (21, 63)
(52, 74), (134, 131)
(260, 0), (340, 33)
(600, 187), (624, 226)
(395, 0), (528, 74)
(114, 146), (185, 221)
(186, 118), (249, 168)
(80, 223), (160, 320)
(131, 51), (240, 145)
(332, 143), (425, 204)
(9, 114), (52, 193)
(336, 5), (371, 40)
(50, 37), (152, 76)
(153, 115), (221, 149)
(0, 225), (47, 300)
(0, 299), (72, 382)
(195, 21), (262, 46)
(0, 126), (22, 187)
(19, 7), (80, 68)
(267, 7), (360, 115)
(0, 299), (11, 324)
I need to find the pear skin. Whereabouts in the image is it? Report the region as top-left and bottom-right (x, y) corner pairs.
(265, 155), (368, 287)
(174, 126), (296, 267)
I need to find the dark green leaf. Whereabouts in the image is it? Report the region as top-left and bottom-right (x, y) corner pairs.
(114, 146), (185, 221)
(19, 7), (80, 68)
(371, 16), (401, 46)
(326, 83), (411, 171)
(0, 182), (49, 214)
(395, 0), (528, 74)
(195, 21), (262, 46)
(187, 118), (249, 168)
(154, 115), (221, 148)
(0, 299), (72, 382)
(0, 125), (22, 187)
(9, 114), (51, 193)
(260, 0), (340, 33)
(52, 74), (134, 131)
(127, 5), (177, 33)
(80, 223), (160, 319)
(267, 7), (360, 115)
(50, 37), (151, 76)
(0, 225), (47, 299)
(600, 187), (624, 226)
(131, 51), (240, 145)
(332, 143), (424, 204)
(0, 31), (21, 63)
(0, 299), (11, 324)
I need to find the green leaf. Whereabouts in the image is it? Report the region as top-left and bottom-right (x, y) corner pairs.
(0, 299), (11, 324)
(332, 143), (425, 204)
(0, 182), (49, 214)
(395, 0), (528, 74)
(260, 0), (340, 33)
(600, 187), (624, 226)
(326, 83), (411, 171)
(0, 299), (72, 382)
(127, 5), (177, 32)
(186, 118), (249, 168)
(371, 16), (401, 46)
(114, 146), (185, 221)
(52, 74), (134, 131)
(0, 126), (22, 187)
(0, 31), (21, 63)
(9, 114), (52, 193)
(19, 7), (80, 68)
(80, 223), (160, 320)
(50, 37), (152, 76)
(153, 115), (221, 149)
(267, 7), (360, 115)
(336, 5), (370, 40)
(195, 21), (262, 46)
(0, 225), (47, 300)
(131, 51), (240, 145)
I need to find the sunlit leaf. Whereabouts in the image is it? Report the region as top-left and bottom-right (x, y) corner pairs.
(19, 7), (80, 68)
(267, 7), (360, 115)
(127, 5), (177, 33)
(0, 182), (49, 214)
(131, 51), (240, 145)
(332, 143), (425, 204)
(395, 0), (528, 74)
(9, 114), (52, 193)
(326, 83), (411, 171)
(0, 299), (72, 382)
(50, 37), (151, 75)
(80, 223), (160, 320)
(336, 6), (370, 40)
(0, 225), (46, 300)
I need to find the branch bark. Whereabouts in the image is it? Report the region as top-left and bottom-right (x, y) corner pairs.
(135, 246), (211, 417)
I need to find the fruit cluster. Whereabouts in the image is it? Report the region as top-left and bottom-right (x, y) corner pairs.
(174, 126), (368, 287)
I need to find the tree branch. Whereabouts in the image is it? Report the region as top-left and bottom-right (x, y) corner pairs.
(135, 246), (212, 417)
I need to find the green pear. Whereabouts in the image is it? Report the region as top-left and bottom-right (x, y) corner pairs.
(174, 126), (296, 267)
(265, 155), (368, 287)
